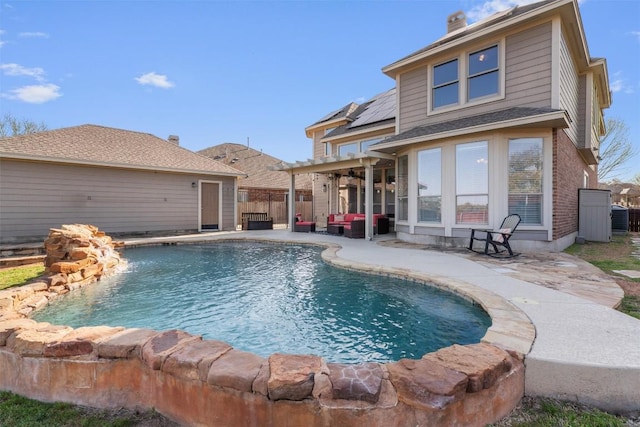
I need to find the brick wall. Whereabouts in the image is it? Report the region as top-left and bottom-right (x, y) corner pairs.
(552, 129), (596, 239)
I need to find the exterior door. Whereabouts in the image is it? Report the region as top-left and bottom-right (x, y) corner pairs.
(201, 182), (220, 230)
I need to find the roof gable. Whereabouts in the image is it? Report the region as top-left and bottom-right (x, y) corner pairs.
(199, 143), (313, 190)
(0, 124), (244, 176)
(321, 88), (396, 141)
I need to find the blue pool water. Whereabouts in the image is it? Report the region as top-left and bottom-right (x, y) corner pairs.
(32, 242), (491, 363)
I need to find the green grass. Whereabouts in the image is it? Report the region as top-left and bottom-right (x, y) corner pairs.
(491, 396), (629, 426)
(565, 234), (640, 278)
(0, 391), (144, 427)
(620, 295), (640, 320)
(0, 264), (45, 290)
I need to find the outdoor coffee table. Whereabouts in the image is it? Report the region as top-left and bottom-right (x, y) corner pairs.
(327, 224), (344, 235)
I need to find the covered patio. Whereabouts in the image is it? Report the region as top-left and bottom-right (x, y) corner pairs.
(272, 151), (396, 240)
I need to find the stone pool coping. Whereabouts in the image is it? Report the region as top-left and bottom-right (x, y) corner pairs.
(0, 234), (532, 426)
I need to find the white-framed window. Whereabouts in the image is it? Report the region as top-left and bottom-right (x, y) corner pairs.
(417, 148), (442, 222)
(325, 142), (331, 156)
(508, 138), (543, 225)
(432, 58), (459, 109)
(397, 155), (409, 221)
(467, 45), (499, 101)
(430, 42), (502, 113)
(360, 138), (381, 152)
(338, 142), (358, 156)
(238, 190), (249, 203)
(456, 141), (488, 224)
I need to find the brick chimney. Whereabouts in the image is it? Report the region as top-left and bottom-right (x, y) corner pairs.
(447, 11), (467, 33)
(168, 135), (179, 145)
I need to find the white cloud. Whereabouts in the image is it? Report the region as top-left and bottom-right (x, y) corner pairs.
(467, 0), (585, 22)
(0, 63), (46, 81)
(2, 83), (62, 103)
(610, 72), (635, 94)
(631, 31), (640, 43)
(18, 31), (50, 38)
(0, 29), (5, 48)
(135, 72), (175, 89)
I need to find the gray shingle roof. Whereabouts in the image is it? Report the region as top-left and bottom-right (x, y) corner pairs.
(385, 0), (558, 70)
(374, 107), (563, 145)
(309, 102), (359, 127)
(0, 124), (244, 176)
(199, 143), (313, 190)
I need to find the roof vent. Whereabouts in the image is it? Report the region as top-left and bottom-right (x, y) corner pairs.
(168, 135), (179, 144)
(447, 10), (467, 33)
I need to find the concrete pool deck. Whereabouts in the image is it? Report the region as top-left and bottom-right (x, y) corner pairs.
(121, 229), (640, 414)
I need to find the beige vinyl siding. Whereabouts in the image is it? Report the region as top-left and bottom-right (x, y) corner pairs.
(0, 159), (234, 243)
(577, 74), (587, 147)
(558, 29), (580, 145)
(396, 23), (552, 133)
(504, 22), (552, 108)
(398, 67), (428, 133)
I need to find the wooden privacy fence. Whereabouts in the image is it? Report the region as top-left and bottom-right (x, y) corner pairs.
(237, 201), (313, 228)
(629, 208), (640, 232)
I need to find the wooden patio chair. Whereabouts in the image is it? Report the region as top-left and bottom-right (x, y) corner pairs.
(468, 214), (521, 258)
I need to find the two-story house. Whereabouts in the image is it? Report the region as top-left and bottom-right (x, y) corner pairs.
(278, 0), (610, 250)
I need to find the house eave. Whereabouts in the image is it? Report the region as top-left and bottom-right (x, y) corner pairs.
(304, 117), (351, 138)
(320, 122), (396, 143)
(0, 153), (246, 177)
(371, 110), (570, 153)
(382, 0), (574, 77)
(578, 147), (599, 165)
(270, 151), (395, 175)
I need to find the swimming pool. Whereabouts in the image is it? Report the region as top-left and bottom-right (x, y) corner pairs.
(32, 242), (491, 363)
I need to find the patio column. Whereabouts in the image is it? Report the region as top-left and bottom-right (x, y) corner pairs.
(288, 172), (296, 232)
(364, 162), (374, 240)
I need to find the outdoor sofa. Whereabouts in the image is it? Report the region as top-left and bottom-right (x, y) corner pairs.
(327, 213), (389, 237)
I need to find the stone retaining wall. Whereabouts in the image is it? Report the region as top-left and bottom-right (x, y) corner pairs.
(0, 234), (530, 426)
(0, 320), (524, 426)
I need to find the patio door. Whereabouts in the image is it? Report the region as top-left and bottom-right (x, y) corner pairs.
(201, 182), (220, 230)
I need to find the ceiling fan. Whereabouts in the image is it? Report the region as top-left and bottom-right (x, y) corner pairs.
(347, 168), (365, 180)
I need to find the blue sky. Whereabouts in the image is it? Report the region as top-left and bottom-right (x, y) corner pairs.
(1, 0), (638, 181)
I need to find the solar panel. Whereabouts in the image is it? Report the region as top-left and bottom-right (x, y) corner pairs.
(350, 88), (396, 128)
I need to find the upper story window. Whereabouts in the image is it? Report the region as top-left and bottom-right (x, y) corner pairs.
(468, 45), (499, 101)
(360, 138), (382, 151)
(338, 142), (358, 156)
(325, 142), (331, 156)
(432, 59), (459, 109)
(337, 138), (384, 156)
(430, 42), (502, 113)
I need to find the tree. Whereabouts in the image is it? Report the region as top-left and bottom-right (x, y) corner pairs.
(0, 113), (47, 137)
(598, 118), (636, 182)
(632, 173), (640, 186)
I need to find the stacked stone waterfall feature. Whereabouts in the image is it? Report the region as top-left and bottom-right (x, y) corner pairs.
(0, 224), (123, 320)
(44, 224), (123, 289)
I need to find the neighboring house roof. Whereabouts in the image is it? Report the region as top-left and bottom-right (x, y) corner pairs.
(0, 124), (245, 176)
(198, 143), (313, 190)
(372, 107), (568, 151)
(322, 88), (396, 140)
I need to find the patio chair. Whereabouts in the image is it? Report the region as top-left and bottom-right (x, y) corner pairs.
(468, 214), (521, 258)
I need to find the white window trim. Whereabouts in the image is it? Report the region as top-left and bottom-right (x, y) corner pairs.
(427, 40), (506, 116)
